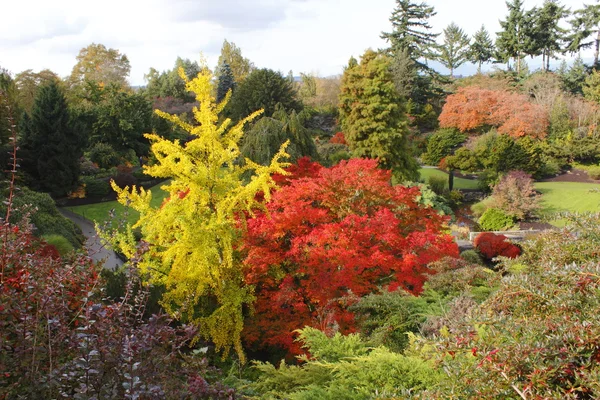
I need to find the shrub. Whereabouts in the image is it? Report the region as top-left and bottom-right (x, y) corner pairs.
(79, 157), (100, 176)
(81, 176), (111, 197)
(587, 165), (600, 180)
(490, 170), (539, 219)
(0, 187), (84, 248)
(112, 171), (137, 189)
(445, 147), (481, 172)
(423, 128), (467, 165)
(474, 174), (490, 193)
(0, 217), (237, 399)
(40, 234), (73, 256)
(460, 249), (484, 265)
(474, 232), (521, 259)
(329, 149), (351, 165)
(416, 219), (600, 399)
(87, 142), (121, 169)
(448, 189), (464, 207)
(250, 327), (441, 399)
(428, 175), (446, 195)
(477, 208), (515, 231)
(329, 132), (347, 145)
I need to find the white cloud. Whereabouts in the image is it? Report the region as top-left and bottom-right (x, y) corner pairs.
(0, 0), (595, 85)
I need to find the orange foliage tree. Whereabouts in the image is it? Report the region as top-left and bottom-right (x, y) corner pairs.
(439, 86), (549, 139)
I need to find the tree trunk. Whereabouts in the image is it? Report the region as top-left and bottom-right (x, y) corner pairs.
(595, 29), (600, 67)
(448, 170), (454, 191)
(478, 61), (482, 74)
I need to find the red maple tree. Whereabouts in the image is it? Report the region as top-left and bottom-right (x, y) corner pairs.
(242, 158), (459, 355)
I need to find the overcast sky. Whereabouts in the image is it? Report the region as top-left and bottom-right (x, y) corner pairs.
(0, 0), (595, 86)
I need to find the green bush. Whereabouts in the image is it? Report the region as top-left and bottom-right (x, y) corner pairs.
(587, 165), (600, 180)
(81, 176), (111, 197)
(422, 128), (467, 165)
(40, 234), (74, 256)
(329, 150), (351, 165)
(0, 187), (83, 248)
(477, 208), (515, 231)
(427, 175), (446, 195)
(87, 142), (121, 169)
(460, 249), (484, 265)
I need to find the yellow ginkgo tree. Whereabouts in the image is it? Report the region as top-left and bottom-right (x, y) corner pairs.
(108, 66), (289, 360)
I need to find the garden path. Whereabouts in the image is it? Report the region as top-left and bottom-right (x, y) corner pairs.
(59, 208), (123, 270)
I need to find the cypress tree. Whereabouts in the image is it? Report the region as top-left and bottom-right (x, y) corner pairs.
(339, 50), (418, 182)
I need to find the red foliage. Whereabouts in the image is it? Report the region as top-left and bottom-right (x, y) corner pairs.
(474, 232), (521, 259)
(329, 132), (348, 145)
(242, 159), (459, 355)
(272, 156), (323, 186)
(439, 86), (549, 139)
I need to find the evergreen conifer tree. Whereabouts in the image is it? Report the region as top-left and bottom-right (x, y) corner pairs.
(20, 81), (82, 196)
(216, 62), (236, 103)
(437, 22), (470, 77)
(496, 0), (526, 73)
(339, 50), (418, 182)
(469, 25), (495, 73)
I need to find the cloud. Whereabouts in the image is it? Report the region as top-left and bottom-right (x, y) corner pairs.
(167, 0), (295, 31)
(0, 16), (88, 47)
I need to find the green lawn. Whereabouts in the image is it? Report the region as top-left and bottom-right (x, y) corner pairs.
(418, 168), (480, 190)
(534, 181), (600, 226)
(65, 182), (170, 226)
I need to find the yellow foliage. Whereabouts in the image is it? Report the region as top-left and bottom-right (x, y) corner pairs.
(108, 65), (289, 361)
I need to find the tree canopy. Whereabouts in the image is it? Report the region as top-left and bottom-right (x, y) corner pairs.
(225, 68), (302, 122)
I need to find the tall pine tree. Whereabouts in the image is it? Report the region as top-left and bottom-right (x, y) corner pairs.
(20, 82), (82, 196)
(339, 50), (418, 182)
(437, 22), (470, 77)
(496, 0), (526, 73)
(469, 25), (495, 73)
(528, 0), (569, 71)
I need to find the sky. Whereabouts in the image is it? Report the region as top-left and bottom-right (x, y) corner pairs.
(0, 0), (596, 86)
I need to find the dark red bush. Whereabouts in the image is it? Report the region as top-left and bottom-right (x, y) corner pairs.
(474, 232), (521, 259)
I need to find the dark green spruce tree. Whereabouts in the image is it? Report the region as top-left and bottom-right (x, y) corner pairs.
(20, 82), (83, 196)
(339, 50), (418, 182)
(216, 62), (236, 103)
(469, 25), (495, 73)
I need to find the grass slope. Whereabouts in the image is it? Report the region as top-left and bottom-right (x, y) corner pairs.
(65, 182), (170, 226)
(418, 168), (480, 190)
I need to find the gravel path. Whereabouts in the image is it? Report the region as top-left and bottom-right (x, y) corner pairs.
(59, 208), (123, 270)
